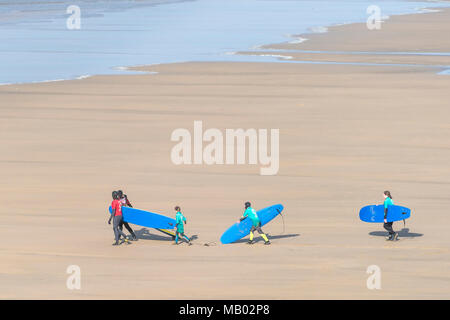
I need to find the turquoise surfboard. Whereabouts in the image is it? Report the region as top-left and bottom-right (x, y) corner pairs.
(108, 206), (176, 230)
(359, 204), (411, 223)
(220, 204), (284, 244)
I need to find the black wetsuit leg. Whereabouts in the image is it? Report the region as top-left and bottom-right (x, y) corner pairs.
(255, 223), (264, 234)
(122, 222), (136, 237)
(113, 215), (127, 242)
(383, 222), (395, 235)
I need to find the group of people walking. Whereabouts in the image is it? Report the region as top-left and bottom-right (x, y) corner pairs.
(109, 190), (192, 246)
(108, 190), (399, 246)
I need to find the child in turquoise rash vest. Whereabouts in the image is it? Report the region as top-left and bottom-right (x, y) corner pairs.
(174, 206), (191, 245)
(241, 202), (270, 245)
(383, 191), (398, 241)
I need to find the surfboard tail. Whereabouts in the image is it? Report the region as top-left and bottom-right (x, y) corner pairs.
(155, 228), (176, 237)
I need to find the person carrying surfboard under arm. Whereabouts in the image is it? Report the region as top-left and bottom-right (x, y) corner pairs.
(241, 202), (271, 245)
(383, 191), (398, 241)
(117, 190), (138, 241)
(173, 206), (191, 245)
(108, 191), (131, 246)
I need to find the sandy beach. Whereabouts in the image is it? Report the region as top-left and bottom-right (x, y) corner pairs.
(1, 7), (450, 299)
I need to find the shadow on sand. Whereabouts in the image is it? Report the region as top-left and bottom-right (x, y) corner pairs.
(234, 233), (300, 244)
(134, 228), (199, 243)
(190, 235), (198, 241)
(369, 228), (423, 238)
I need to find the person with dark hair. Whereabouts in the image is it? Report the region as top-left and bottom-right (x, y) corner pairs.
(240, 202), (270, 245)
(117, 190), (137, 241)
(383, 191), (398, 241)
(109, 191), (131, 246)
(174, 206), (191, 245)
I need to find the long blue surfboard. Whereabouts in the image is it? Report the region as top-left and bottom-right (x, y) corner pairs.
(359, 204), (411, 223)
(220, 204), (284, 244)
(108, 206), (176, 230)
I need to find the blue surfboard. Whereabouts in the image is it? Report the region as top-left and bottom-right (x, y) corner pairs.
(108, 206), (176, 230)
(359, 204), (411, 223)
(220, 204), (284, 244)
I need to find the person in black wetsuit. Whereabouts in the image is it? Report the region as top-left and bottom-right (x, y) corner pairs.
(117, 190), (137, 241)
(383, 190), (398, 241)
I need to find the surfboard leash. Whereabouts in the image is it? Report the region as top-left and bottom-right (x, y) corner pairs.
(277, 209), (285, 235)
(189, 241), (217, 247)
(402, 211), (408, 228)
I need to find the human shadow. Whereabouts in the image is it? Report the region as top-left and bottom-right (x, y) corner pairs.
(234, 233), (300, 244)
(134, 228), (174, 241)
(134, 228), (200, 243)
(369, 228), (423, 238)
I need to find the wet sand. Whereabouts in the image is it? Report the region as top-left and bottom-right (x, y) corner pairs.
(1, 8), (450, 299)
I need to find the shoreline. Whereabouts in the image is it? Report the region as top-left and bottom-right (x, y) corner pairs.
(233, 7), (450, 75)
(2, 2), (450, 86)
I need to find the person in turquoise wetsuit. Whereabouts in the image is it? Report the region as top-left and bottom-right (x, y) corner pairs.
(383, 191), (398, 241)
(174, 206), (191, 245)
(240, 202), (270, 245)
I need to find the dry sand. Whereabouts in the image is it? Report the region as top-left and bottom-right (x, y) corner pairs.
(1, 8), (450, 299)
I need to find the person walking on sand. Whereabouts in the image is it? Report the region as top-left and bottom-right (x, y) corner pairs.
(174, 206), (191, 245)
(109, 191), (131, 246)
(117, 190), (137, 241)
(383, 191), (398, 241)
(241, 202), (270, 245)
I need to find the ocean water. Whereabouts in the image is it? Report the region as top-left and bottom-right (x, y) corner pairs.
(1, 0), (449, 84)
